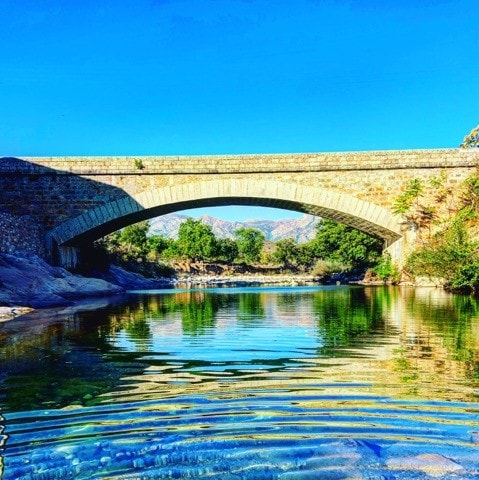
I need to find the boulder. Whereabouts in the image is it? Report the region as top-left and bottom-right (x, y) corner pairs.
(96, 264), (174, 290)
(0, 253), (123, 308)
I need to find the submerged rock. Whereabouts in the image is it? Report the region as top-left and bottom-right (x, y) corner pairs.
(386, 453), (466, 477)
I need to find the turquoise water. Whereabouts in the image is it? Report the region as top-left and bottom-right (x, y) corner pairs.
(1, 285), (479, 478)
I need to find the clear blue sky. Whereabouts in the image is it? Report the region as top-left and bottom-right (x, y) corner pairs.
(1, 0), (478, 221)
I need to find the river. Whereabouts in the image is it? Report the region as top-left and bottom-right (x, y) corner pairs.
(0, 285), (478, 479)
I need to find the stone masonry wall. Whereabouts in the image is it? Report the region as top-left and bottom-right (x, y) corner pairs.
(0, 212), (46, 257)
(7, 148), (478, 174)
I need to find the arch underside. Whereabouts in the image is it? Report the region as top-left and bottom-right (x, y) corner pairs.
(48, 179), (403, 247)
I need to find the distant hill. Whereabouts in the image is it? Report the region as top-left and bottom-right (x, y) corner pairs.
(149, 213), (320, 243)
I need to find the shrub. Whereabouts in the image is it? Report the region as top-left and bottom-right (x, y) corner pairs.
(372, 253), (400, 283)
(311, 259), (348, 277)
(406, 222), (479, 294)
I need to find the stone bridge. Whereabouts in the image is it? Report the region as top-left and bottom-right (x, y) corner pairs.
(0, 149), (478, 268)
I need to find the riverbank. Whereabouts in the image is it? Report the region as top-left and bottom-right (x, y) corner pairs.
(0, 251), (438, 322)
(173, 273), (322, 287)
(0, 252), (327, 320)
(0, 252), (124, 308)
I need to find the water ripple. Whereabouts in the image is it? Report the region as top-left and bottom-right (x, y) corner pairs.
(1, 286), (479, 478)
(3, 389), (479, 479)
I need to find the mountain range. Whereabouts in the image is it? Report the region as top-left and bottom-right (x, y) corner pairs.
(149, 213), (320, 243)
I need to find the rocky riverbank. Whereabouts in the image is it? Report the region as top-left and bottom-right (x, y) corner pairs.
(0, 251), (400, 321)
(0, 252), (324, 320)
(0, 252), (124, 309)
(173, 273), (322, 287)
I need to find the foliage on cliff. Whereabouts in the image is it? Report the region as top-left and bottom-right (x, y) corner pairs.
(398, 167), (479, 294)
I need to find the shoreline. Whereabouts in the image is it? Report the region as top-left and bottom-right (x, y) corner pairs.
(0, 276), (441, 322)
(0, 275), (345, 321)
(172, 273), (323, 286)
(0, 251), (445, 322)
(0, 306), (35, 322)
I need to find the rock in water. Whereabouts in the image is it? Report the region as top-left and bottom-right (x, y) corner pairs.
(0, 306), (35, 321)
(386, 453), (466, 477)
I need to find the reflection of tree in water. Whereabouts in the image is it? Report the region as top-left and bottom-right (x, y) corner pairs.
(313, 287), (386, 352)
(181, 294), (219, 336)
(237, 293), (265, 323)
(115, 292), (235, 337)
(276, 293), (297, 308)
(400, 291), (479, 381)
(5, 287), (477, 412)
(124, 318), (151, 343)
(0, 310), (146, 412)
(0, 292), (224, 411)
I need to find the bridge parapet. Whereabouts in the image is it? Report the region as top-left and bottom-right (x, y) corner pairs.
(1, 149), (476, 175)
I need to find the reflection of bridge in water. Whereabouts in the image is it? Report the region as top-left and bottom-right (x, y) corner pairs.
(0, 149), (477, 267)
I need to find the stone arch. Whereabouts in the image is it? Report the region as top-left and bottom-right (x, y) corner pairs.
(48, 178), (404, 266)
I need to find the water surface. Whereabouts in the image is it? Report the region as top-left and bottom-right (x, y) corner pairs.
(1, 286), (478, 478)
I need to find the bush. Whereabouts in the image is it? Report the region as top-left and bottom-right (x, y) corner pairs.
(309, 219), (382, 271)
(406, 222), (479, 294)
(450, 263), (479, 293)
(372, 253), (400, 283)
(311, 259), (348, 277)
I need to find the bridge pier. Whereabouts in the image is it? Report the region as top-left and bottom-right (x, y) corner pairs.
(57, 246), (81, 270)
(384, 220), (419, 269)
(46, 236), (81, 270)
(385, 238), (404, 267)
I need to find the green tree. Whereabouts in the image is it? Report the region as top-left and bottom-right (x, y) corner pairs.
(216, 237), (239, 263)
(118, 221), (150, 256)
(294, 243), (316, 269)
(373, 253), (400, 283)
(460, 124), (479, 148)
(310, 219), (382, 270)
(406, 221), (479, 293)
(176, 218), (218, 262)
(147, 234), (171, 256)
(160, 240), (182, 261)
(235, 227), (265, 263)
(272, 238), (298, 268)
